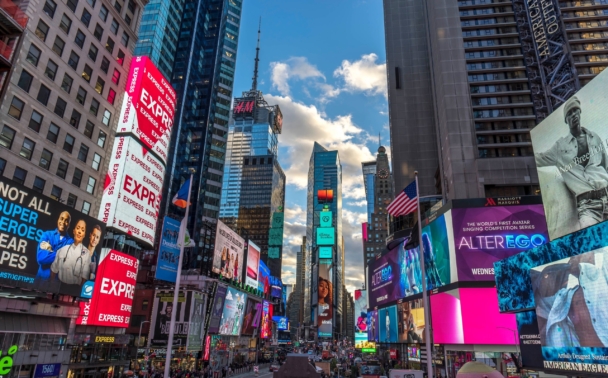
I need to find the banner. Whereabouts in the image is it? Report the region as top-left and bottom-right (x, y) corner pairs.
(378, 305), (398, 343)
(212, 220), (245, 283)
(240, 297), (262, 336)
(155, 217), (180, 282)
(207, 286), (227, 334)
(245, 241), (260, 289)
(149, 290), (190, 347)
(317, 261), (333, 338)
(260, 300), (273, 339)
(258, 260), (270, 295)
(218, 287), (247, 336)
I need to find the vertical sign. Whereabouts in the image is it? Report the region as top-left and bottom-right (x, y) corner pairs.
(155, 217), (181, 282)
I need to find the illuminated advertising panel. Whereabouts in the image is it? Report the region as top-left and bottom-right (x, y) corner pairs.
(218, 287), (247, 336)
(421, 212), (453, 290)
(148, 290), (189, 346)
(317, 189), (333, 203)
(367, 310), (378, 343)
(317, 260), (333, 338)
(531, 69), (608, 241)
(397, 298), (424, 343)
(76, 249), (138, 327)
(241, 297), (262, 336)
(117, 56), (176, 164)
(99, 136), (163, 246)
(316, 227), (335, 246)
(355, 333), (371, 349)
(212, 220), (245, 283)
(207, 285), (227, 334)
(232, 97), (255, 117)
(155, 217), (180, 282)
(245, 240), (260, 289)
(451, 205), (548, 281)
(319, 247), (332, 259)
(0, 178), (106, 297)
(407, 346), (420, 362)
(354, 290), (368, 333)
(258, 260), (270, 295)
(319, 211), (332, 227)
(378, 305), (398, 343)
(516, 311), (544, 370)
(273, 316), (288, 330)
(261, 300), (273, 339)
(269, 275), (283, 298)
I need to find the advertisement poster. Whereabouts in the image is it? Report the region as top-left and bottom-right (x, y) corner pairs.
(355, 332), (373, 349)
(148, 290), (190, 346)
(354, 290), (368, 333)
(99, 136), (164, 246)
(398, 245), (423, 298)
(421, 212), (452, 290)
(187, 292), (205, 351)
(212, 220), (245, 282)
(397, 298), (425, 343)
(368, 247), (400, 308)
(451, 205), (548, 281)
(531, 69), (608, 241)
(245, 241), (260, 289)
(116, 56), (176, 164)
(218, 287), (247, 336)
(378, 305), (398, 343)
(367, 310), (379, 342)
(240, 297), (262, 336)
(269, 275), (283, 298)
(317, 261), (333, 338)
(0, 178), (106, 297)
(261, 300), (273, 339)
(207, 286), (227, 334)
(516, 311), (544, 370)
(258, 260), (270, 295)
(273, 316), (288, 330)
(155, 217), (180, 282)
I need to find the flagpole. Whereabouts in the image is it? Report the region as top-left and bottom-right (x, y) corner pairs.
(414, 171), (433, 378)
(164, 175), (193, 378)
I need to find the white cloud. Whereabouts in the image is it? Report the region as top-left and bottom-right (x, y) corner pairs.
(270, 57), (325, 96)
(333, 53), (387, 97)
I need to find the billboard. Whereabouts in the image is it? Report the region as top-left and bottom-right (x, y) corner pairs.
(258, 260), (270, 295)
(354, 290), (368, 334)
(421, 212), (452, 290)
(317, 189), (334, 203)
(212, 220), (245, 283)
(355, 333), (372, 349)
(319, 211), (332, 227)
(240, 297), (262, 336)
(245, 241), (260, 289)
(531, 69), (608, 241)
(149, 290), (190, 346)
(218, 287), (247, 336)
(451, 205), (548, 281)
(99, 136), (163, 246)
(207, 285), (227, 334)
(397, 298), (425, 344)
(319, 246), (332, 259)
(260, 300), (273, 339)
(232, 97), (255, 117)
(516, 311), (544, 370)
(378, 305), (398, 343)
(367, 310), (378, 343)
(117, 56), (176, 164)
(317, 261), (333, 338)
(273, 316), (288, 330)
(316, 227), (335, 246)
(155, 217), (180, 282)
(269, 275), (283, 298)
(0, 178), (106, 297)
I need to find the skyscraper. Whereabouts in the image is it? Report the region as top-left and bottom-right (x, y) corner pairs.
(361, 161), (376, 224)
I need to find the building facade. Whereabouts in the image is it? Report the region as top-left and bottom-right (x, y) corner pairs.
(361, 161), (376, 224)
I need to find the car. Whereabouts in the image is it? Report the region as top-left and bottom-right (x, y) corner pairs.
(307, 350), (314, 355)
(269, 364), (280, 372)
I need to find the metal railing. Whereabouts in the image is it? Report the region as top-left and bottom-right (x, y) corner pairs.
(0, 0), (28, 28)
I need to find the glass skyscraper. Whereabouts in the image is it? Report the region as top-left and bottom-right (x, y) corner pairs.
(361, 161), (376, 224)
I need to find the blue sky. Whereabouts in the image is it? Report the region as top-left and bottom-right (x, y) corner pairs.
(232, 0), (389, 292)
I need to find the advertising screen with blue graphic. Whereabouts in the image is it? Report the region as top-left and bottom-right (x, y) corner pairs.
(218, 287), (247, 336)
(258, 260), (270, 295)
(421, 212), (452, 290)
(378, 305), (398, 343)
(367, 310), (378, 342)
(155, 217), (180, 283)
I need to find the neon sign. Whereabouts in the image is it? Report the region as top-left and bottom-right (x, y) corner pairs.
(458, 234), (547, 250)
(371, 265), (392, 287)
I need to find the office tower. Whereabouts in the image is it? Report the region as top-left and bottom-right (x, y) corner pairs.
(362, 146), (393, 269)
(0, 0), (26, 95)
(160, 0), (243, 272)
(0, 0), (145, 218)
(134, 0), (185, 78)
(384, 0), (598, 201)
(305, 142), (343, 338)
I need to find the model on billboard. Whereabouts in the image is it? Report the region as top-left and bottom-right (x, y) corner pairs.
(36, 211), (73, 280)
(86, 225), (102, 280)
(399, 302), (422, 343)
(51, 220), (91, 290)
(367, 311), (377, 342)
(318, 278), (333, 324)
(421, 233), (444, 290)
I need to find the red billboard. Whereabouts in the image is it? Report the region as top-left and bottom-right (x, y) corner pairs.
(117, 56), (176, 165)
(317, 189), (334, 203)
(76, 249), (139, 327)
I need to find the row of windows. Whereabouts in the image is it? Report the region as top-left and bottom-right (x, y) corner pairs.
(573, 53), (608, 61)
(472, 95), (531, 105)
(466, 48), (522, 59)
(475, 120), (536, 130)
(459, 6), (513, 16)
(566, 19), (608, 29)
(462, 27), (517, 37)
(473, 108), (534, 118)
(467, 60), (524, 70)
(464, 37), (519, 48)
(577, 65), (607, 74)
(571, 41), (608, 50)
(477, 133), (532, 144)
(470, 82), (529, 93)
(458, 0), (511, 5)
(479, 147), (534, 158)
(568, 31), (608, 39)
(468, 71), (527, 82)
(461, 16), (515, 27)
(563, 9), (608, 17)
(559, 0), (608, 6)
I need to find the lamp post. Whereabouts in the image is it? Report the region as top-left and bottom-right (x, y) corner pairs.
(497, 326), (519, 372)
(138, 321), (150, 374)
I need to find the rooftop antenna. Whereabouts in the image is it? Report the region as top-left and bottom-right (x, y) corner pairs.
(378, 132), (381, 149)
(252, 17), (261, 92)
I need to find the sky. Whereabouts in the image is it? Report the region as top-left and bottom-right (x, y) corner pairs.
(232, 0), (389, 294)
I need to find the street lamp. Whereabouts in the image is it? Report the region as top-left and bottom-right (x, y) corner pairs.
(496, 327), (520, 368)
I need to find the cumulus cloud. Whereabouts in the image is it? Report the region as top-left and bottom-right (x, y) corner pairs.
(334, 53), (387, 97)
(270, 57), (325, 96)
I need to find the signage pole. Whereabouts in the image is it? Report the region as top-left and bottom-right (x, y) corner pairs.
(164, 175), (193, 378)
(414, 172), (433, 378)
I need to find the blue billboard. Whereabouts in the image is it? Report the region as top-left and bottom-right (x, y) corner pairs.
(155, 217), (181, 282)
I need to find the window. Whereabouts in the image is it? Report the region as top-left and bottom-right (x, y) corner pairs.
(88, 44), (98, 61)
(52, 36), (65, 56)
(39, 149), (53, 170)
(86, 176), (96, 194)
(110, 18), (118, 34)
(35, 20), (50, 41)
(100, 57), (110, 73)
(47, 123), (60, 143)
(0, 158), (5, 176)
(54, 97), (67, 117)
(20, 138), (35, 160)
(99, 4), (108, 21)
(84, 120), (94, 138)
(121, 31), (129, 46)
(56, 159), (68, 179)
(111, 68), (120, 84)
(68, 51), (80, 70)
(61, 73), (73, 93)
(76, 87), (87, 105)
(45, 60), (58, 80)
(82, 201), (91, 214)
(82, 64), (92, 82)
(17, 70), (33, 92)
(95, 77), (105, 94)
(102, 109), (111, 125)
(97, 130), (106, 148)
(74, 29), (87, 48)
(81, 8), (91, 26)
(127, 0), (135, 13)
(33, 177), (46, 193)
(43, 0), (57, 17)
(91, 25), (103, 43)
(92, 153), (101, 170)
(124, 14), (131, 26)
(114, 1), (121, 12)
(8, 97), (25, 120)
(67, 193), (77, 208)
(90, 98), (100, 115)
(60, 14), (72, 33)
(70, 109), (81, 128)
(29, 111), (43, 132)
(142, 299), (149, 310)
(72, 167), (83, 186)
(37, 84), (51, 105)
(12, 167), (27, 185)
(63, 134), (75, 153)
(67, 0), (78, 12)
(26, 44), (41, 66)
(107, 89), (116, 104)
(0, 125), (16, 149)
(50, 186), (62, 201)
(78, 144), (89, 162)
(87, 0), (96, 7)
(116, 49), (125, 65)
(105, 37), (114, 53)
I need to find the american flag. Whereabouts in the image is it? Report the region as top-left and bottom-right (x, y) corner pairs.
(387, 180), (418, 217)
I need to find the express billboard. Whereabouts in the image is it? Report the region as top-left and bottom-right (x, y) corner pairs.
(212, 220), (245, 283)
(245, 240), (260, 289)
(316, 260), (333, 338)
(155, 217), (180, 282)
(99, 136), (163, 246)
(0, 178), (106, 297)
(149, 290), (190, 346)
(117, 56), (176, 164)
(218, 287), (247, 336)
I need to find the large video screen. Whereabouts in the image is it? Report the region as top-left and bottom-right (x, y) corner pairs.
(367, 310), (378, 343)
(258, 259), (270, 295)
(397, 298), (425, 344)
(240, 297), (262, 336)
(0, 178), (106, 297)
(451, 205), (548, 281)
(378, 305), (398, 343)
(212, 220), (245, 283)
(531, 69), (608, 241)
(148, 290), (190, 347)
(261, 300), (273, 339)
(207, 285), (227, 334)
(421, 212), (452, 290)
(245, 241), (260, 289)
(317, 261), (333, 338)
(354, 290), (368, 342)
(218, 287), (247, 336)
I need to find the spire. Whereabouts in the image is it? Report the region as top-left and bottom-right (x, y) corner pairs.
(252, 17), (261, 91)
(378, 132), (381, 149)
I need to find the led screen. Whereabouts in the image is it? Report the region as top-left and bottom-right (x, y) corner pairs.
(367, 310), (378, 343)
(207, 285), (227, 334)
(218, 287), (247, 336)
(212, 220), (245, 283)
(155, 217), (180, 282)
(258, 260), (270, 295)
(421, 212), (452, 290)
(240, 297), (262, 336)
(354, 290), (368, 334)
(397, 298), (425, 344)
(148, 290), (189, 346)
(273, 316), (288, 330)
(317, 261), (333, 338)
(516, 310), (544, 370)
(261, 300), (273, 339)
(245, 241), (260, 289)
(378, 305), (398, 343)
(316, 227), (335, 246)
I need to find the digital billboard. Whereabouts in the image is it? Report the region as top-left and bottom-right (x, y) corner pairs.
(451, 205), (548, 281)
(212, 220), (245, 283)
(421, 212), (452, 290)
(148, 290), (189, 346)
(397, 298), (424, 343)
(155, 217), (180, 282)
(218, 287), (247, 336)
(241, 297), (262, 336)
(207, 285), (227, 334)
(516, 310), (544, 370)
(378, 305), (398, 343)
(317, 261), (333, 338)
(258, 260), (270, 295)
(245, 240), (260, 289)
(0, 178), (106, 297)
(261, 300), (273, 339)
(316, 227), (335, 246)
(367, 310), (378, 343)
(269, 275), (283, 298)
(354, 290), (368, 334)
(319, 211), (332, 227)
(531, 69), (608, 241)
(319, 246), (332, 259)
(99, 136), (163, 246)
(117, 56), (176, 164)
(273, 316), (288, 330)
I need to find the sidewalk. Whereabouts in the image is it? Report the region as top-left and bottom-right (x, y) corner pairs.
(229, 363), (271, 377)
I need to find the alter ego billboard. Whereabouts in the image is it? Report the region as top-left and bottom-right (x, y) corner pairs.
(212, 220), (245, 283)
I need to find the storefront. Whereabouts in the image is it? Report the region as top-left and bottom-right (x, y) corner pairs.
(67, 334), (133, 378)
(444, 349), (519, 378)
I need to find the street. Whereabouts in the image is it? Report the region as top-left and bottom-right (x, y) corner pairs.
(232, 371), (274, 378)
